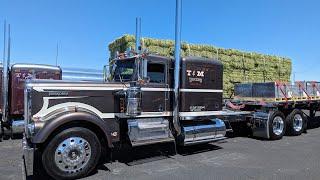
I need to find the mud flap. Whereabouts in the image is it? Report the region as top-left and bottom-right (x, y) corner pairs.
(251, 111), (270, 139)
(22, 136), (34, 177)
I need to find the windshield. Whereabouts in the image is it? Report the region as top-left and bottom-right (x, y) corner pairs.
(113, 58), (136, 82)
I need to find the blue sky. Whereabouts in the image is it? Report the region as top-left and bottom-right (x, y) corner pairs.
(1, 0), (320, 81)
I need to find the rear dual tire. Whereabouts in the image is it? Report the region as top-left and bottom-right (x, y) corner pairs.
(269, 111), (286, 140)
(286, 109), (307, 136)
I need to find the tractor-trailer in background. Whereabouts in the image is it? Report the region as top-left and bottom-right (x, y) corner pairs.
(0, 26), (108, 140)
(0, 63), (62, 139)
(0, 62), (108, 140)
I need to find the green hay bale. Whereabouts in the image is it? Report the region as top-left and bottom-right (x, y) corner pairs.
(108, 35), (292, 98)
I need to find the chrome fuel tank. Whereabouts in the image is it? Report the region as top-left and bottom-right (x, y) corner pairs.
(127, 118), (174, 146)
(182, 118), (226, 146)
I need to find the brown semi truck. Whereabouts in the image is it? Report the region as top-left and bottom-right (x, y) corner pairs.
(22, 53), (320, 180)
(0, 63), (62, 139)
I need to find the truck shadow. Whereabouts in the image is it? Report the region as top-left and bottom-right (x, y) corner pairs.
(177, 142), (224, 156)
(89, 142), (224, 177)
(116, 142), (176, 166)
(110, 142), (223, 165)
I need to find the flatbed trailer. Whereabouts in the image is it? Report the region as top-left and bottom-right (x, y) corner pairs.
(234, 81), (320, 115)
(226, 81), (320, 140)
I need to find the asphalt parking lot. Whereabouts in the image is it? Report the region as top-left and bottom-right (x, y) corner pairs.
(1, 118), (320, 180)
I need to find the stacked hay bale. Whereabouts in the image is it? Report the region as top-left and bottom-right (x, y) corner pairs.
(108, 34), (292, 98)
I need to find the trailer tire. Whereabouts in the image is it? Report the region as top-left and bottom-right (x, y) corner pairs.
(42, 127), (101, 180)
(269, 111), (286, 140)
(286, 109), (306, 136)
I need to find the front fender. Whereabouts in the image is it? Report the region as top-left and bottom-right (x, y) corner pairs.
(32, 111), (114, 148)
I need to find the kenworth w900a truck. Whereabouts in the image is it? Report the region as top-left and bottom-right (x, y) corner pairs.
(23, 51), (320, 179)
(22, 1), (318, 179)
(23, 49), (320, 179)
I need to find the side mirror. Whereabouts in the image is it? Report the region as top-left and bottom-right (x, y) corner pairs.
(144, 77), (150, 83)
(137, 77), (150, 85)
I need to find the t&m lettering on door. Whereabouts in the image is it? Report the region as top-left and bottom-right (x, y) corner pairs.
(186, 69), (205, 77)
(186, 69), (205, 84)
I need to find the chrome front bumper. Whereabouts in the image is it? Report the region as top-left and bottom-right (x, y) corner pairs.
(22, 135), (34, 177)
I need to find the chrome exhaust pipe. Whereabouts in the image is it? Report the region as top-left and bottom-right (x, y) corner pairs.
(2, 23), (10, 123)
(1, 21), (6, 137)
(135, 17), (147, 78)
(173, 0), (182, 135)
(135, 17), (141, 53)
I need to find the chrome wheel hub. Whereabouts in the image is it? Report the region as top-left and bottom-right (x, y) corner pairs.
(293, 114), (303, 132)
(272, 116), (284, 136)
(54, 137), (91, 173)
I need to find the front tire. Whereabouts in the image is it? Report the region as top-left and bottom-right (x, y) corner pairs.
(269, 111), (286, 140)
(42, 127), (101, 180)
(286, 109), (306, 136)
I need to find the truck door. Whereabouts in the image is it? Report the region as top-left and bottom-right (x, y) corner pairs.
(140, 62), (169, 113)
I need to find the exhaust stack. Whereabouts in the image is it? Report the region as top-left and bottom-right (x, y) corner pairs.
(135, 17), (147, 79)
(135, 17), (141, 53)
(173, 0), (182, 135)
(2, 23), (10, 123)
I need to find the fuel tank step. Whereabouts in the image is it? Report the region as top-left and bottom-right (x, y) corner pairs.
(182, 118), (227, 146)
(127, 118), (174, 147)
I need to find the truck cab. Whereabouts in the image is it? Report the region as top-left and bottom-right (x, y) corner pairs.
(23, 53), (227, 179)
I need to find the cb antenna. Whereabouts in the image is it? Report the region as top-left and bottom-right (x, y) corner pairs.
(2, 21), (6, 64)
(55, 42), (59, 66)
(7, 24), (11, 68)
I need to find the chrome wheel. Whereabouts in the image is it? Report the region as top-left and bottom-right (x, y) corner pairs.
(54, 137), (91, 174)
(293, 114), (303, 132)
(272, 116), (284, 135)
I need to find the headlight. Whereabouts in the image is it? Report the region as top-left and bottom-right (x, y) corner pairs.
(27, 123), (35, 136)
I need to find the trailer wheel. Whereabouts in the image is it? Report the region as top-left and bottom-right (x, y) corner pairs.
(42, 127), (101, 180)
(286, 109), (306, 136)
(269, 111), (286, 140)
